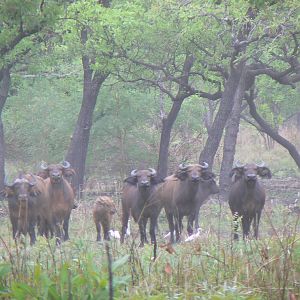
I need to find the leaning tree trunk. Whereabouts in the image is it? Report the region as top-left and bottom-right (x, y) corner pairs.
(0, 68), (11, 193)
(199, 62), (246, 169)
(157, 99), (183, 178)
(219, 71), (247, 199)
(247, 88), (300, 169)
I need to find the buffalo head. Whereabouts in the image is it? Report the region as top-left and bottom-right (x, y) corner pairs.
(198, 169), (219, 194)
(124, 168), (160, 188)
(2, 174), (40, 201)
(230, 162), (272, 184)
(40, 161), (75, 184)
(175, 162), (209, 183)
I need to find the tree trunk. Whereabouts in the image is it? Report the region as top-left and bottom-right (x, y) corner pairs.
(219, 71), (247, 199)
(199, 62), (245, 169)
(0, 68), (11, 192)
(66, 65), (107, 193)
(157, 99), (183, 178)
(247, 89), (300, 169)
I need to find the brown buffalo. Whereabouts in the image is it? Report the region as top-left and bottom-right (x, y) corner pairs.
(156, 163), (219, 243)
(1, 173), (49, 244)
(93, 196), (117, 241)
(37, 162), (76, 197)
(228, 162), (272, 240)
(120, 168), (163, 247)
(40, 161), (75, 243)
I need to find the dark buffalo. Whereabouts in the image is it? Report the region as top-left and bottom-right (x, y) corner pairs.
(157, 163), (219, 243)
(93, 196), (117, 241)
(40, 161), (75, 243)
(120, 168), (162, 247)
(1, 174), (44, 244)
(228, 162), (272, 240)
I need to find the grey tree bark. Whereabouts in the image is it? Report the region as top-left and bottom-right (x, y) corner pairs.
(0, 68), (11, 192)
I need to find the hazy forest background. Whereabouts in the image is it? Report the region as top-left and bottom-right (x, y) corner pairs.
(1, 1), (300, 299)
(1, 0), (300, 194)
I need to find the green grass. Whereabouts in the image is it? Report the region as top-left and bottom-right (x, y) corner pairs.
(0, 195), (299, 299)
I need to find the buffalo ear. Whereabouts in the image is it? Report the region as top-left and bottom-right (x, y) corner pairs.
(63, 168), (76, 178)
(229, 167), (243, 183)
(150, 176), (164, 185)
(258, 167), (272, 179)
(124, 176), (137, 185)
(37, 170), (49, 179)
(175, 170), (188, 181)
(1, 186), (15, 198)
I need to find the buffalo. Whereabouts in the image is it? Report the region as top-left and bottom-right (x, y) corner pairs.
(228, 162), (272, 240)
(93, 196), (117, 241)
(1, 173), (50, 245)
(156, 163), (219, 243)
(120, 168), (163, 247)
(40, 161), (75, 243)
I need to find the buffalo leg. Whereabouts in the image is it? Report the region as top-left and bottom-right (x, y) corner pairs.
(253, 211), (261, 239)
(54, 218), (63, 245)
(11, 220), (17, 240)
(143, 218), (149, 244)
(242, 215), (251, 239)
(187, 212), (196, 236)
(63, 214), (71, 241)
(232, 212), (239, 240)
(174, 215), (181, 242)
(138, 218), (146, 247)
(166, 212), (175, 244)
(96, 222), (102, 241)
(28, 221), (36, 245)
(103, 222), (110, 241)
(149, 216), (157, 245)
(120, 211), (130, 243)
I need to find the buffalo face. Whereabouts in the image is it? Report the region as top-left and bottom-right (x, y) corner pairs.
(3, 176), (39, 201)
(175, 162), (209, 183)
(40, 161), (73, 184)
(125, 168), (158, 188)
(200, 170), (219, 194)
(230, 162), (272, 186)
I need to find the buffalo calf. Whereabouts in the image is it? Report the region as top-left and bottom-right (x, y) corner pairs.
(93, 196), (117, 241)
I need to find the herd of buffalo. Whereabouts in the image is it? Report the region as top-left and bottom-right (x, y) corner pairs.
(1, 160), (272, 246)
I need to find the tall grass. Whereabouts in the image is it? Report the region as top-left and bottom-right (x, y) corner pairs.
(0, 189), (299, 299)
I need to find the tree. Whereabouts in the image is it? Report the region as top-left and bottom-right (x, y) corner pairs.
(0, 0), (63, 190)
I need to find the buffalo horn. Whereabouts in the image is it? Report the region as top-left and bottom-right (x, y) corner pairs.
(40, 161), (48, 170)
(256, 161), (265, 168)
(179, 163), (189, 170)
(61, 160), (71, 169)
(199, 162), (208, 169)
(130, 169), (138, 176)
(148, 168), (157, 176)
(234, 161), (245, 168)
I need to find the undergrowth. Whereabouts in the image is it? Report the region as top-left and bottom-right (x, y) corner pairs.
(0, 200), (299, 299)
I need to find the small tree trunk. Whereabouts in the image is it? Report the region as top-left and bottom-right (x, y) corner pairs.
(219, 71), (247, 199)
(157, 99), (183, 178)
(199, 62), (246, 168)
(0, 68), (11, 192)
